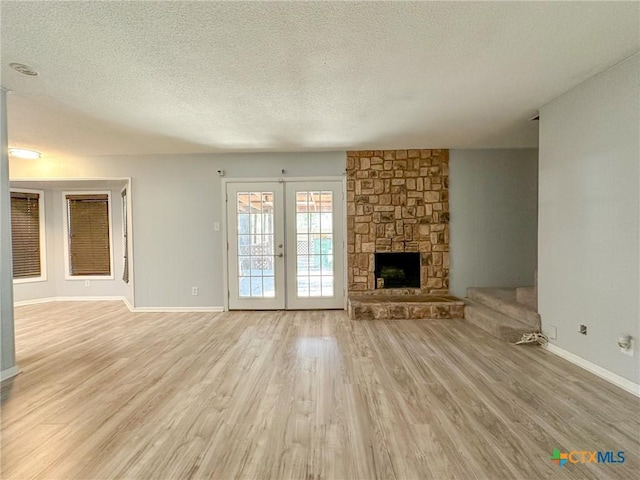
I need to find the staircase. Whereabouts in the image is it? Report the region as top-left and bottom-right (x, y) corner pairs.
(465, 287), (540, 342)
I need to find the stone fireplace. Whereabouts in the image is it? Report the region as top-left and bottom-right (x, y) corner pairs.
(347, 149), (450, 294)
(346, 149), (463, 320)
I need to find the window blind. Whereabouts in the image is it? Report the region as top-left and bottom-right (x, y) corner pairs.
(66, 194), (111, 276)
(11, 191), (41, 278)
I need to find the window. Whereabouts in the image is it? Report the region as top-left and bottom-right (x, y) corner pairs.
(10, 189), (46, 282)
(64, 192), (113, 278)
(121, 188), (129, 284)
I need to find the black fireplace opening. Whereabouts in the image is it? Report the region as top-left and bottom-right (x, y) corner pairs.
(374, 253), (421, 289)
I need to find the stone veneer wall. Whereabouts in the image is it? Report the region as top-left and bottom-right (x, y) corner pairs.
(347, 149), (450, 294)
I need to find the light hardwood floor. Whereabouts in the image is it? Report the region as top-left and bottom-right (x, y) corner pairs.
(2, 301), (639, 480)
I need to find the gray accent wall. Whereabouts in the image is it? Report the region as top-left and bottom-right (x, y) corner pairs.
(449, 149), (538, 298)
(10, 152), (346, 308)
(12, 149), (540, 308)
(538, 54), (639, 383)
(1, 88), (17, 377)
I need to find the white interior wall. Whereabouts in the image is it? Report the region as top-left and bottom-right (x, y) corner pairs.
(449, 149), (538, 298)
(10, 152), (346, 308)
(538, 54), (639, 383)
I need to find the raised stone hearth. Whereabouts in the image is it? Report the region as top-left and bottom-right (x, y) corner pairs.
(348, 294), (464, 320)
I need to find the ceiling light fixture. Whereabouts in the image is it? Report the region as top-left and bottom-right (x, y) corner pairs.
(9, 63), (39, 76)
(9, 148), (41, 160)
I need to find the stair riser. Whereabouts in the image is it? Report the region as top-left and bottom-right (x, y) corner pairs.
(516, 287), (537, 311)
(467, 289), (540, 329)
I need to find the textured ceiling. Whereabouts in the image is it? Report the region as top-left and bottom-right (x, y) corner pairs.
(2, 1), (639, 158)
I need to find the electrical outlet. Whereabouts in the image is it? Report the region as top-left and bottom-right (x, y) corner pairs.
(84, 280), (91, 287)
(579, 324), (587, 335)
(621, 339), (634, 357)
(192, 287), (198, 296)
(214, 222), (220, 231)
(544, 325), (557, 340)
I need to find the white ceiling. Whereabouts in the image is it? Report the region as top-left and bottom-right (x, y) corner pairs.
(2, 1), (639, 158)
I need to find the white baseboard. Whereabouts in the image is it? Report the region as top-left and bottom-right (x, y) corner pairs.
(129, 306), (224, 313)
(15, 296), (224, 313)
(122, 296), (135, 312)
(56, 296), (127, 302)
(1, 365), (21, 382)
(544, 343), (640, 398)
(14, 296), (125, 306)
(121, 297), (223, 312)
(13, 297), (58, 307)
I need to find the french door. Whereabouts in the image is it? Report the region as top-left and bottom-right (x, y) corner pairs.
(226, 181), (344, 310)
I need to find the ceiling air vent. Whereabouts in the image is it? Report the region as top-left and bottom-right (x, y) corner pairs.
(9, 63), (39, 76)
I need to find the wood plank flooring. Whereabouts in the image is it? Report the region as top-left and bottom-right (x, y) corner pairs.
(2, 301), (639, 479)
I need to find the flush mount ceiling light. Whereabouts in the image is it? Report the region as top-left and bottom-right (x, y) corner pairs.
(9, 148), (41, 160)
(9, 63), (39, 76)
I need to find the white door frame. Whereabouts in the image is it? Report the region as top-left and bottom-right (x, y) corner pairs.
(226, 182), (286, 310)
(221, 176), (346, 311)
(284, 181), (345, 309)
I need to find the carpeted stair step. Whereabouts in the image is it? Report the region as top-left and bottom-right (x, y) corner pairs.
(464, 299), (534, 343)
(516, 286), (537, 311)
(467, 287), (540, 330)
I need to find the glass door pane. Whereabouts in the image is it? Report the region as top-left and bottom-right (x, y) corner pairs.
(294, 191), (334, 297)
(236, 191), (275, 298)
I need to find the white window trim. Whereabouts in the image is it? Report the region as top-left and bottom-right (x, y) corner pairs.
(11, 188), (47, 284)
(62, 190), (115, 281)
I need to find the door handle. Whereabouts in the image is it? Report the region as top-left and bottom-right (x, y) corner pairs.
(277, 253), (284, 258)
